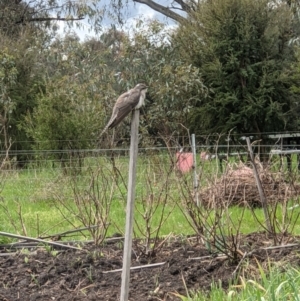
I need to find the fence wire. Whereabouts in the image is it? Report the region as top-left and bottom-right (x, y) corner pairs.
(0, 137), (300, 203)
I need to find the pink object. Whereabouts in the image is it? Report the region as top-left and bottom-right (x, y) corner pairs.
(176, 152), (193, 173)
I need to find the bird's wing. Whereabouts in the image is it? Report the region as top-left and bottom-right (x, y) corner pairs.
(108, 88), (141, 128)
(99, 88), (141, 138)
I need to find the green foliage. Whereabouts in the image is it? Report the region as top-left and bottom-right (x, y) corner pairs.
(0, 49), (19, 153)
(24, 78), (103, 156)
(0, 0), (104, 38)
(0, 0), (105, 165)
(25, 79), (94, 151)
(0, 49), (18, 118)
(0, 31), (50, 164)
(177, 265), (300, 301)
(0, 50), (18, 85)
(114, 19), (208, 138)
(0, 0), (33, 37)
(175, 0), (300, 136)
(23, 34), (120, 160)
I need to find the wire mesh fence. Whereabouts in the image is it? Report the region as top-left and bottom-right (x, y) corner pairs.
(1, 133), (300, 243)
(1, 133), (300, 199)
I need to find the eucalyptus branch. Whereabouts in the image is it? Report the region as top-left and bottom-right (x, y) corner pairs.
(16, 16), (84, 25)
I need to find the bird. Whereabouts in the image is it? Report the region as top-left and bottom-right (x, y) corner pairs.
(99, 83), (148, 137)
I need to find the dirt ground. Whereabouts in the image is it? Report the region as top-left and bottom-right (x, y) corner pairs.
(0, 232), (300, 301)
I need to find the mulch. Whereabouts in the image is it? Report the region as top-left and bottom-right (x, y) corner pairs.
(200, 163), (300, 208)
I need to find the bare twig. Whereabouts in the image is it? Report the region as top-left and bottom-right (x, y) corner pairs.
(232, 251), (248, 277)
(103, 262), (166, 274)
(0, 231), (81, 250)
(39, 225), (101, 239)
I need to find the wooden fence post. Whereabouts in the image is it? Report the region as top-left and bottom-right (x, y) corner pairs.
(120, 109), (140, 301)
(191, 134), (199, 206)
(246, 137), (272, 233)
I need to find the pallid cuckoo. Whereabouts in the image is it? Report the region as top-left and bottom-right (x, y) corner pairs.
(99, 83), (148, 137)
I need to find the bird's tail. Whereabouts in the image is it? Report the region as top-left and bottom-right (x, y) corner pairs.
(98, 114), (117, 140)
(98, 124), (109, 139)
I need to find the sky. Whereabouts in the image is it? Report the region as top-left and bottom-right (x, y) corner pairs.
(55, 0), (180, 40)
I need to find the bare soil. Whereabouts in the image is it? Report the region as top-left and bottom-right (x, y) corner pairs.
(0, 232), (300, 301)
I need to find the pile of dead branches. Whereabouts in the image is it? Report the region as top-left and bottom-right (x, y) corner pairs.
(200, 163), (300, 208)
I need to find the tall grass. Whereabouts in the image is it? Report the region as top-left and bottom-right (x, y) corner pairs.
(176, 264), (300, 301)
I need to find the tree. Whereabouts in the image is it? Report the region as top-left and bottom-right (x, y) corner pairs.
(107, 0), (300, 25)
(173, 0), (300, 139)
(0, 0), (104, 37)
(101, 20), (207, 141)
(0, 0), (104, 165)
(0, 50), (18, 153)
(119, 0), (191, 23)
(23, 21), (207, 154)
(23, 34), (115, 163)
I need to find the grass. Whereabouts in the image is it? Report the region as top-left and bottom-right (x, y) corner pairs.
(0, 155), (197, 240)
(0, 193), (193, 240)
(228, 204), (300, 235)
(1, 153), (300, 240)
(176, 263), (300, 301)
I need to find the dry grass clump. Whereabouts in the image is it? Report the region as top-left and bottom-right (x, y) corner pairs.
(200, 162), (300, 208)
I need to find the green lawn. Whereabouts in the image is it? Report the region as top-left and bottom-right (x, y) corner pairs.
(1, 154), (299, 240)
(1, 154), (300, 300)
